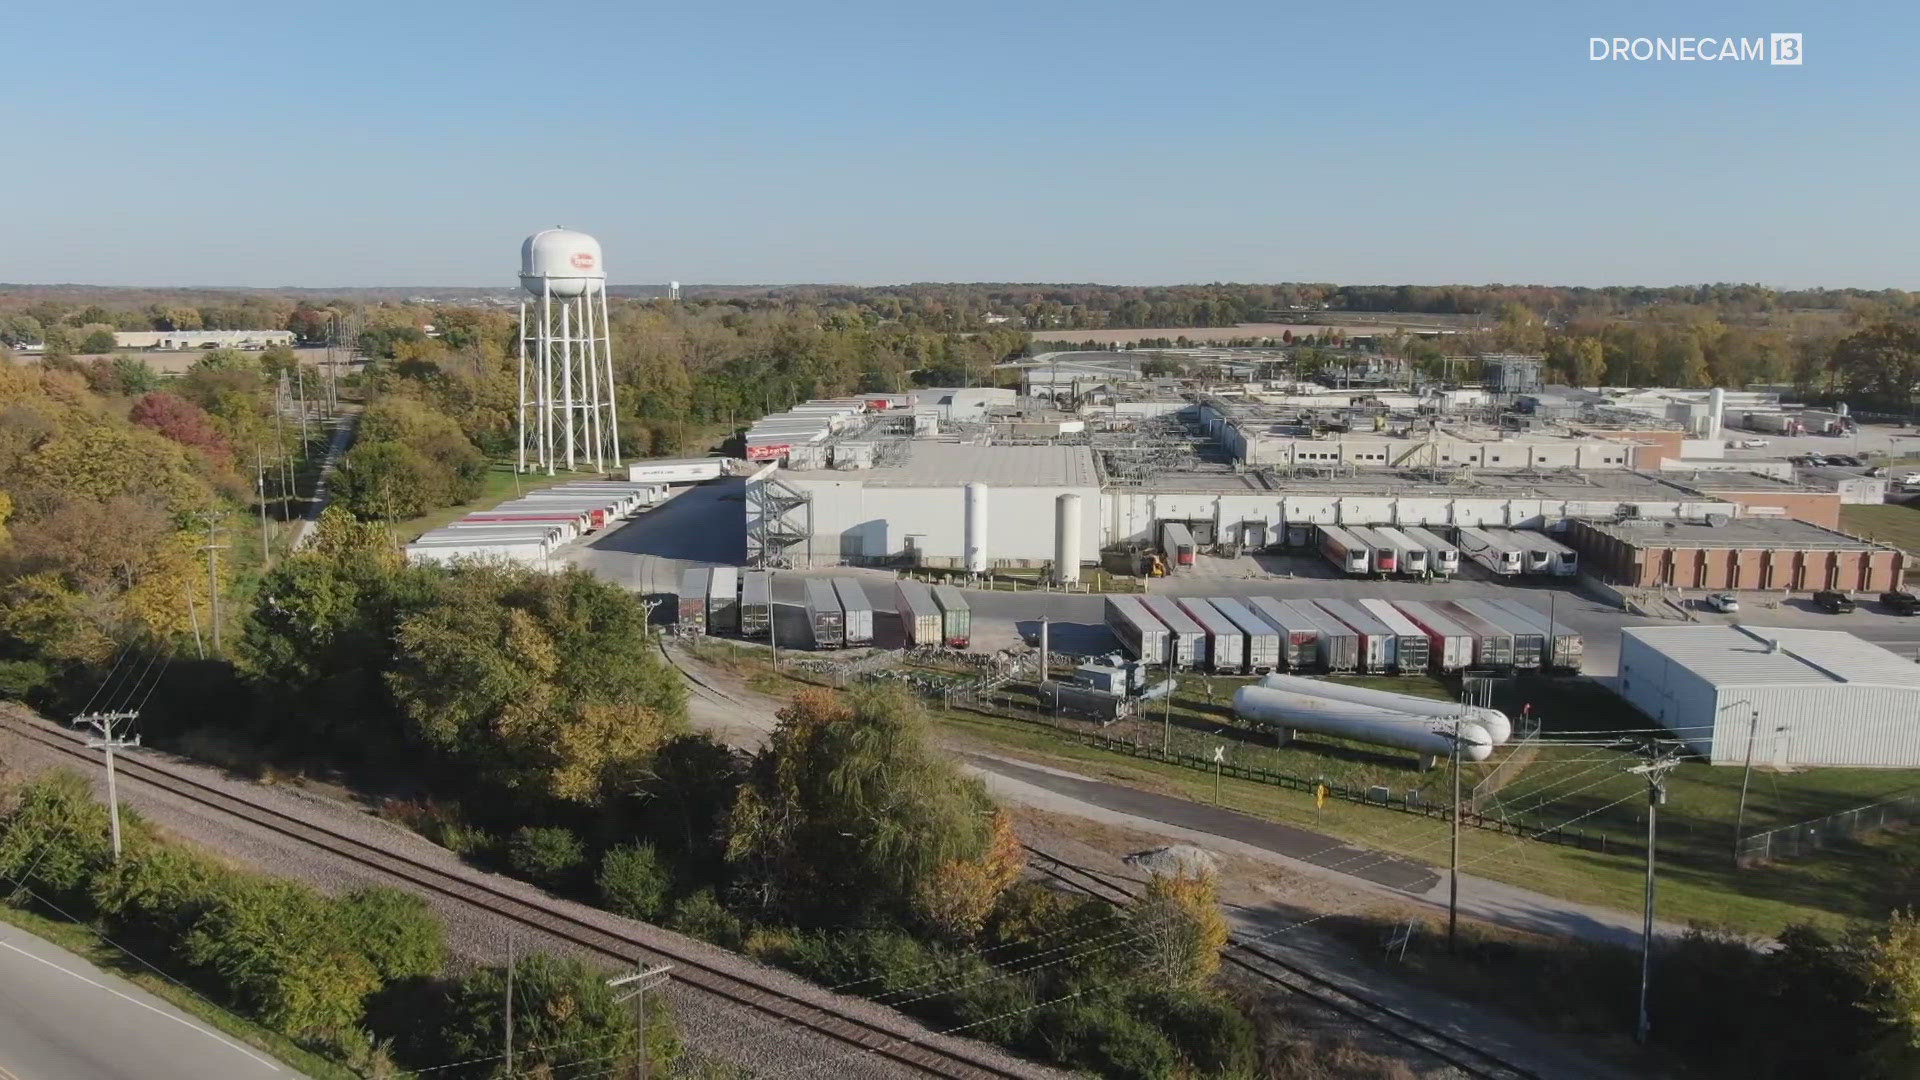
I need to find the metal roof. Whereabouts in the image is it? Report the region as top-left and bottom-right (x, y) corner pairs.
(789, 442), (1099, 488)
(1623, 625), (1920, 689)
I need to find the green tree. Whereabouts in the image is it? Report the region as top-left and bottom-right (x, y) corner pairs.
(1831, 322), (1920, 407)
(384, 567), (684, 803)
(507, 826), (586, 891)
(1127, 871), (1228, 991)
(725, 686), (1017, 927)
(596, 842), (673, 920)
(80, 328), (117, 354)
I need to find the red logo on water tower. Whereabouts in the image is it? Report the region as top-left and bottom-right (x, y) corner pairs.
(570, 252), (596, 270)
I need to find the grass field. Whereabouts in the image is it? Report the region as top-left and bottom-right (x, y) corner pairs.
(1842, 502), (1920, 555)
(714, 647), (1918, 933)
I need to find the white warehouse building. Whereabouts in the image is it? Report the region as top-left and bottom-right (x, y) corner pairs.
(750, 443), (1102, 569)
(1617, 625), (1920, 768)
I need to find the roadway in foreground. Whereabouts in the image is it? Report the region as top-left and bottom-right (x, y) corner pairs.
(0, 918), (292, 1080)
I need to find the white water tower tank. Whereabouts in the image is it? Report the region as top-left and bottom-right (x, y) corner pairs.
(520, 229), (606, 298)
(1054, 493), (1081, 585)
(963, 482), (989, 573)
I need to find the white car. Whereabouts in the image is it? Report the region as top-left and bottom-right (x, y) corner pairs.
(1900, 473), (1920, 485)
(1734, 438), (1769, 449)
(1706, 592), (1740, 613)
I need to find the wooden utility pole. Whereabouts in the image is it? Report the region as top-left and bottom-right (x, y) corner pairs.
(74, 710), (139, 861)
(199, 510), (228, 653)
(607, 965), (673, 1079)
(1627, 741), (1681, 1045)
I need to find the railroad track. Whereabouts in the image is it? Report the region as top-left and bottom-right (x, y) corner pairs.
(0, 712), (1037, 1080)
(1022, 846), (1547, 1080)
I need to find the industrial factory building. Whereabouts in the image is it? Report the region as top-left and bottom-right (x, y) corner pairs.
(1618, 625), (1920, 768)
(750, 443), (1102, 569)
(1565, 518), (1905, 592)
(113, 329), (296, 351)
(736, 374), (1860, 575)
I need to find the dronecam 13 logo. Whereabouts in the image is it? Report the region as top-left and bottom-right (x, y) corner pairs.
(1589, 33), (1802, 65)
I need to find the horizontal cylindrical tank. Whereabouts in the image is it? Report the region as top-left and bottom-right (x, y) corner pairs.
(520, 228), (606, 298)
(1258, 673), (1512, 744)
(1054, 493), (1082, 585)
(963, 482), (988, 574)
(1233, 686), (1493, 762)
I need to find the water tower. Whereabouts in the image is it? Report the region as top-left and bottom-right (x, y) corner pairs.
(518, 228), (621, 474)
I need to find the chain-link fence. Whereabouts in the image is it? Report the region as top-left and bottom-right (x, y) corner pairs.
(1737, 794), (1920, 866)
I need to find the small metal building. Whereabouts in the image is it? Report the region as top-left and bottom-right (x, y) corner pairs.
(1617, 625), (1920, 767)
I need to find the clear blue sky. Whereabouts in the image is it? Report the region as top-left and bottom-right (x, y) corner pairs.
(3, 0), (1914, 289)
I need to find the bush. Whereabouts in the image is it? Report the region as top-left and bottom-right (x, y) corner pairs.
(384, 954), (655, 1079)
(336, 886), (447, 981)
(597, 843), (672, 921)
(90, 840), (224, 953)
(0, 658), (51, 700)
(507, 826), (586, 892)
(181, 875), (384, 1037)
(1033, 991), (1180, 1079)
(1132, 987), (1256, 1075)
(667, 888), (743, 949)
(0, 770), (117, 912)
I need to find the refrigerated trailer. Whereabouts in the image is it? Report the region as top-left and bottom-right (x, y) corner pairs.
(1105, 594), (1171, 664)
(1457, 599), (1545, 669)
(833, 579), (874, 646)
(1359, 598), (1431, 673)
(1397, 526), (1460, 577)
(1246, 597), (1320, 670)
(803, 578), (845, 649)
(678, 568), (710, 633)
(895, 580), (943, 646)
(1456, 527), (1524, 576)
(1488, 598), (1583, 671)
(1175, 597), (1245, 674)
(1159, 521), (1196, 568)
(1317, 525), (1372, 576)
(1370, 526), (1430, 577)
(1345, 527), (1399, 577)
(1313, 598), (1397, 672)
(739, 571), (772, 638)
(706, 566), (740, 634)
(1139, 596), (1208, 670)
(1503, 532), (1555, 575)
(1387, 600), (1475, 672)
(1520, 532), (1580, 577)
(931, 584), (971, 648)
(1293, 600), (1359, 672)
(1209, 598), (1280, 673)
(1437, 600), (1516, 668)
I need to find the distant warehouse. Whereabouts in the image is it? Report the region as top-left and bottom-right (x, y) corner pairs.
(1618, 625), (1920, 768)
(115, 330), (295, 351)
(1566, 518), (1905, 593)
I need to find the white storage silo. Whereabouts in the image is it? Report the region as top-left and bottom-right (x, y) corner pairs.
(1708, 387), (1726, 440)
(963, 482), (989, 573)
(1054, 493), (1082, 585)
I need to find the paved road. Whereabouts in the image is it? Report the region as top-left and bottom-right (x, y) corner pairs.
(0, 920), (291, 1080)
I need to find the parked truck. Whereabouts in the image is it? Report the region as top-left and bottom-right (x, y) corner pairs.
(677, 567), (710, 634)
(895, 580), (943, 646)
(1159, 521), (1197, 568)
(833, 578), (874, 647)
(803, 578), (845, 649)
(931, 583), (972, 648)
(739, 571), (772, 638)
